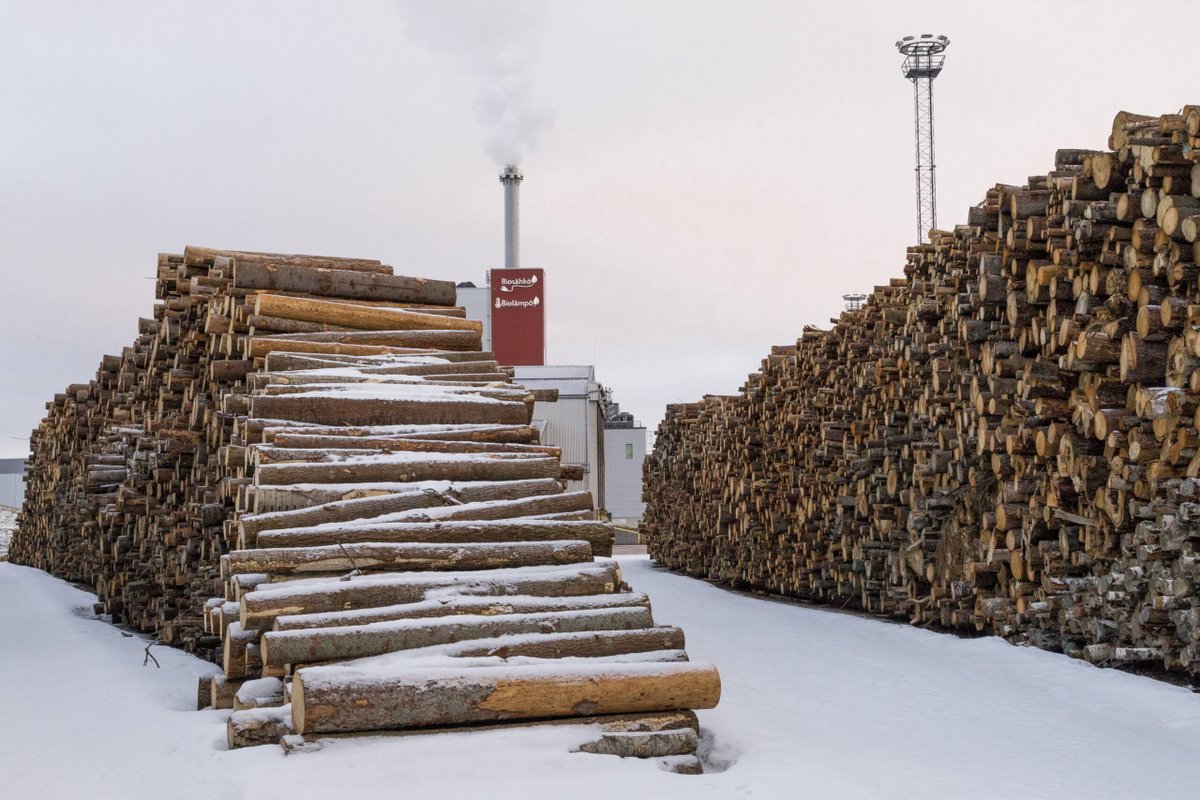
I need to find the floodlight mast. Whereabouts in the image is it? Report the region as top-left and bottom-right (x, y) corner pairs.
(896, 34), (949, 244)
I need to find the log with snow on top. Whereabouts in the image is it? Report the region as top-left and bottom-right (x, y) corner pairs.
(289, 660), (722, 734)
(271, 592), (651, 631)
(250, 393), (531, 428)
(246, 332), (482, 358)
(253, 519), (613, 556)
(259, 606), (658, 667)
(222, 539), (595, 579)
(252, 452), (560, 486)
(262, 434), (561, 457)
(255, 422), (540, 445)
(237, 478), (566, 543)
(245, 476), (563, 514)
(261, 350), (500, 372)
(238, 561), (625, 630)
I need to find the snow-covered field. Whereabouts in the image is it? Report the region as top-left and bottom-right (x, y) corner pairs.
(2, 555), (1199, 800)
(0, 505), (16, 558)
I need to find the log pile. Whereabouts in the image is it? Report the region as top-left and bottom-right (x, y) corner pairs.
(645, 108), (1200, 680)
(10, 247), (718, 763)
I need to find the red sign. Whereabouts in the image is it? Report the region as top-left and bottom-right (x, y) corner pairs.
(490, 268), (545, 366)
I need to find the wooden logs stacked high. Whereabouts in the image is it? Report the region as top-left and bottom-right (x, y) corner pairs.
(11, 248), (718, 762)
(645, 107), (1200, 681)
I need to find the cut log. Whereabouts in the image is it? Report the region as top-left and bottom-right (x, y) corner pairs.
(238, 479), (565, 544)
(250, 395), (532, 428)
(223, 540), (595, 578)
(227, 705), (295, 749)
(260, 606), (657, 666)
(290, 661), (722, 733)
(239, 562), (624, 631)
(254, 294), (482, 333)
(232, 261), (456, 305)
(272, 592), (652, 631)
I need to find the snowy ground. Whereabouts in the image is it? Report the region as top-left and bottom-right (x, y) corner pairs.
(0, 505), (16, 558)
(2, 556), (1199, 800)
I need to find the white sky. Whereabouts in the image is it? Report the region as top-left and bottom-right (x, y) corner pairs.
(3, 0), (1199, 458)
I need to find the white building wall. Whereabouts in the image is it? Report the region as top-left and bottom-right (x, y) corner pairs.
(602, 427), (646, 524)
(455, 284), (492, 352)
(530, 396), (591, 495)
(0, 474), (25, 508)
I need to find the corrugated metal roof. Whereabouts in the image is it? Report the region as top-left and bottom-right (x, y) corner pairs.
(514, 366), (596, 398)
(514, 365), (595, 379)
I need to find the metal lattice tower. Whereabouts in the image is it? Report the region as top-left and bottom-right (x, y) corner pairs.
(842, 294), (866, 312)
(896, 34), (949, 244)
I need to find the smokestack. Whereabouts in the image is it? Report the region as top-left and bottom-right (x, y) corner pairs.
(499, 164), (523, 269)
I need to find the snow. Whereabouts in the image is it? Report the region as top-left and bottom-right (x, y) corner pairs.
(3, 556), (1200, 799)
(0, 505), (16, 559)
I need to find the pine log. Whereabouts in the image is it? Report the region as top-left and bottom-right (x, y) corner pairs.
(272, 592), (650, 631)
(255, 519), (612, 555)
(290, 661), (722, 734)
(254, 294), (481, 333)
(223, 540), (595, 579)
(260, 606), (656, 666)
(249, 395), (531, 428)
(232, 261), (456, 305)
(239, 562), (624, 631)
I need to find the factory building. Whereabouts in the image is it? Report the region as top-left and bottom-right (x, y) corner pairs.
(0, 459), (26, 508)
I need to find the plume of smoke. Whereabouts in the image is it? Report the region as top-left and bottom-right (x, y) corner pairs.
(396, 0), (553, 166)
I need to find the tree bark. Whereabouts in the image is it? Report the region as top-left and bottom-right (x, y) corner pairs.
(261, 606), (656, 666)
(224, 539), (594, 578)
(291, 661), (722, 734)
(239, 562), (624, 631)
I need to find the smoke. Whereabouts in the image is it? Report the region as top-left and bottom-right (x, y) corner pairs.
(395, 0), (554, 166)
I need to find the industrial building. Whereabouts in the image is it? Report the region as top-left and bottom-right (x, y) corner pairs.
(601, 402), (647, 528)
(0, 459), (26, 508)
(455, 165), (648, 530)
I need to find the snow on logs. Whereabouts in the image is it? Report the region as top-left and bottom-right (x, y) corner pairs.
(643, 107), (1200, 681)
(10, 247), (717, 763)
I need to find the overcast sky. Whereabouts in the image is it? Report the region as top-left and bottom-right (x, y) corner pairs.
(3, 0), (1200, 458)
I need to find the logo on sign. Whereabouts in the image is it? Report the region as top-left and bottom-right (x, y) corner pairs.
(499, 274), (539, 292)
(495, 296), (541, 309)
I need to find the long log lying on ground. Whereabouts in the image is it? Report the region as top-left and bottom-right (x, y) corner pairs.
(291, 661), (722, 734)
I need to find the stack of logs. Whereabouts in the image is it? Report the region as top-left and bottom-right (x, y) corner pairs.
(645, 107), (1200, 681)
(11, 247), (718, 765)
